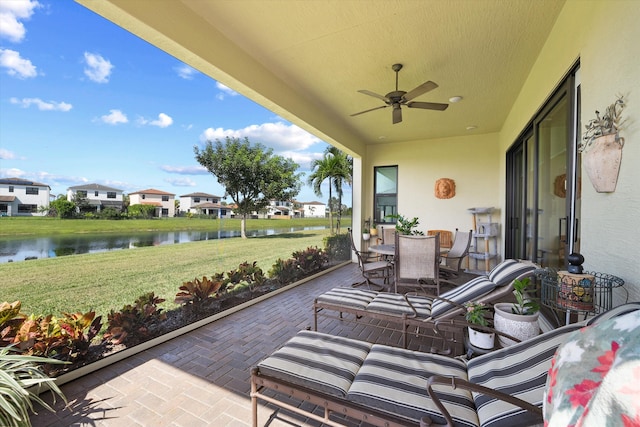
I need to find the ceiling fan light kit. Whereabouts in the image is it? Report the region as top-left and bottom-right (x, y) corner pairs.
(351, 63), (449, 124)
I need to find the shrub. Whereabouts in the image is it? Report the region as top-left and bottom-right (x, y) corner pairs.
(104, 293), (166, 345)
(223, 261), (265, 293)
(323, 233), (350, 262)
(0, 302), (27, 347)
(268, 258), (300, 285)
(175, 276), (224, 313)
(292, 246), (329, 276)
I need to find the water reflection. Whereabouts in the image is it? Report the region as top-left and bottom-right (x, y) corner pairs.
(0, 227), (326, 263)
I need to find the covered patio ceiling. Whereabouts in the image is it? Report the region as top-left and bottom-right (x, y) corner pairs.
(77, 0), (566, 155)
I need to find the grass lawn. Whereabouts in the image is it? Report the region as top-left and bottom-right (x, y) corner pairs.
(2, 225), (347, 320)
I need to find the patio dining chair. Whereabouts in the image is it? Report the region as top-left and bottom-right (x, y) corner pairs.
(394, 232), (440, 294)
(440, 228), (473, 281)
(348, 228), (393, 290)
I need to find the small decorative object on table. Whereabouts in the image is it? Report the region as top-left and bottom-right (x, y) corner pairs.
(464, 301), (495, 350)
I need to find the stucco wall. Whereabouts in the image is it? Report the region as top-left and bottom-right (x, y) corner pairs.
(365, 132), (501, 244)
(499, 0), (640, 303)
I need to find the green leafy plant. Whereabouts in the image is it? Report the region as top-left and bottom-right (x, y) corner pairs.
(104, 292), (167, 345)
(223, 261), (265, 292)
(386, 214), (424, 235)
(579, 95), (625, 152)
(292, 246), (329, 276)
(511, 277), (541, 315)
(0, 345), (68, 427)
(175, 276), (225, 308)
(268, 258), (300, 285)
(464, 301), (490, 327)
(0, 302), (27, 347)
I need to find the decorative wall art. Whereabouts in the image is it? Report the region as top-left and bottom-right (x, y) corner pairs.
(435, 178), (456, 199)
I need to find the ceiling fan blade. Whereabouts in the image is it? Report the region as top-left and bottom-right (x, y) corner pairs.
(350, 105), (389, 117)
(358, 89), (389, 102)
(406, 101), (449, 111)
(403, 81), (438, 102)
(392, 105), (402, 124)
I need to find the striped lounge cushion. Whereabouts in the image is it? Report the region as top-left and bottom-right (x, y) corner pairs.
(488, 259), (536, 287)
(467, 323), (583, 427)
(366, 293), (433, 318)
(347, 344), (479, 426)
(315, 287), (378, 310)
(430, 277), (496, 318)
(257, 330), (372, 398)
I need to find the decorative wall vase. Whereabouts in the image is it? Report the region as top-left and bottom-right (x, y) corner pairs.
(583, 134), (622, 193)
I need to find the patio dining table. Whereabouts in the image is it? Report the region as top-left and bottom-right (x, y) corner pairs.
(369, 244), (395, 257)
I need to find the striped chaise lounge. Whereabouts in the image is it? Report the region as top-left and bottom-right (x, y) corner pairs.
(251, 303), (640, 427)
(313, 259), (537, 354)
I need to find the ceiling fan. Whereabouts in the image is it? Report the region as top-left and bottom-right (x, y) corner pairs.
(351, 63), (448, 124)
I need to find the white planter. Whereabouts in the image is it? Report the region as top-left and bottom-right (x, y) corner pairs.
(493, 302), (540, 347)
(362, 233), (370, 241)
(467, 327), (495, 350)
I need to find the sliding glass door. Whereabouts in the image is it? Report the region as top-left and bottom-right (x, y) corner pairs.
(506, 66), (580, 269)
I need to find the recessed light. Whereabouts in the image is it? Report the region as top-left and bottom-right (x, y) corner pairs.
(466, 125), (477, 131)
(378, 136), (386, 140)
(449, 96), (463, 103)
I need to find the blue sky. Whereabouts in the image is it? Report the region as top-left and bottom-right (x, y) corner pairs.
(0, 0), (348, 205)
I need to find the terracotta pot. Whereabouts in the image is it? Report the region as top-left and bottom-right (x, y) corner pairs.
(467, 327), (495, 350)
(583, 134), (622, 193)
(493, 302), (540, 347)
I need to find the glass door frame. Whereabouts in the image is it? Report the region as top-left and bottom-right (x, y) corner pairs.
(505, 62), (580, 267)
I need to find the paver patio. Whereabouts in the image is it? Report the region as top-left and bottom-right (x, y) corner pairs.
(31, 263), (475, 427)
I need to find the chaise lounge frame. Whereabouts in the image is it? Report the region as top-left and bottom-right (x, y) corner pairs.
(313, 259), (538, 354)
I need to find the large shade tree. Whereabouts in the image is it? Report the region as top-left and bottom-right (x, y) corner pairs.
(307, 146), (352, 233)
(194, 137), (302, 238)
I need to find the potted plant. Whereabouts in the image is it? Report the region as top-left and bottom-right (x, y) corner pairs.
(362, 219), (371, 241)
(493, 277), (541, 346)
(386, 214), (424, 235)
(464, 301), (495, 350)
(579, 95), (625, 192)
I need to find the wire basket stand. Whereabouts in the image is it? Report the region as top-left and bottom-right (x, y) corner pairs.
(536, 268), (626, 325)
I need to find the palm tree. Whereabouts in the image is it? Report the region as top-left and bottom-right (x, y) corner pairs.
(307, 147), (352, 233)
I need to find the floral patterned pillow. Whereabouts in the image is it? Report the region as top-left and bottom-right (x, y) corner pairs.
(544, 309), (640, 426)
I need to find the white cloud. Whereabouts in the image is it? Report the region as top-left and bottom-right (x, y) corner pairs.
(165, 177), (197, 187)
(0, 0), (40, 43)
(0, 148), (16, 160)
(0, 48), (36, 78)
(160, 165), (208, 175)
(200, 121), (322, 151)
(83, 52), (113, 83)
(176, 64), (198, 80)
(10, 97), (72, 111)
(279, 150), (323, 170)
(139, 113), (173, 128)
(215, 82), (238, 100)
(99, 109), (128, 125)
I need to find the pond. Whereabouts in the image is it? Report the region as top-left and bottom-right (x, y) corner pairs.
(0, 226), (328, 263)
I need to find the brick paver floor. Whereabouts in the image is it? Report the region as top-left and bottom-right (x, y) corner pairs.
(31, 263), (472, 427)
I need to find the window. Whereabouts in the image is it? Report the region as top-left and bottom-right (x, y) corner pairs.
(8, 186), (13, 192)
(18, 204), (37, 213)
(77, 190), (87, 198)
(95, 191), (99, 197)
(142, 194), (146, 199)
(194, 197), (200, 203)
(0, 204), (7, 213)
(374, 166), (398, 223)
(161, 208), (169, 217)
(26, 187), (39, 195)
(162, 195), (169, 202)
(107, 192), (116, 199)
